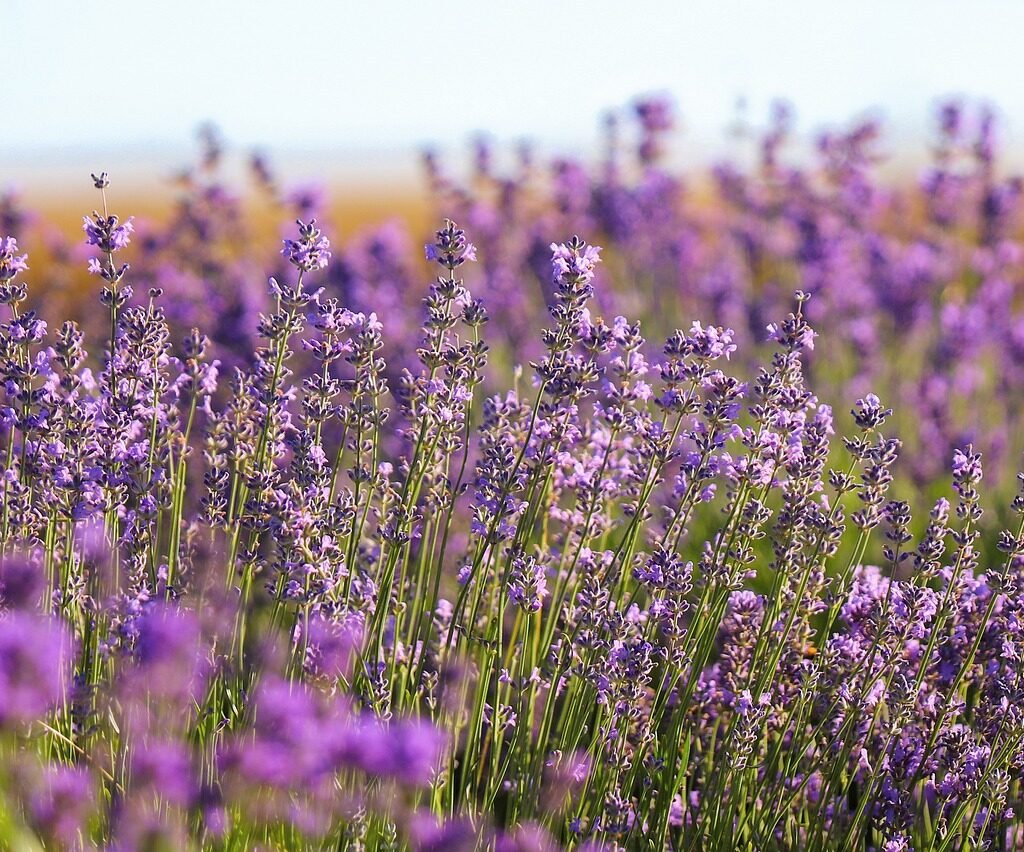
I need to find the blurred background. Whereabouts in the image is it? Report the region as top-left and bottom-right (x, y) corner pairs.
(6, 0), (1024, 496)
(5, 0), (1024, 231)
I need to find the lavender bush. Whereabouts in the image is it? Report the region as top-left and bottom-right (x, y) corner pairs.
(1, 100), (1023, 850)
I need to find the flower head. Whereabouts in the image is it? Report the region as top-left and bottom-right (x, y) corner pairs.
(550, 238), (602, 288)
(0, 236), (28, 283)
(83, 213), (134, 253)
(282, 218), (331, 272)
(0, 613), (73, 730)
(425, 219), (476, 270)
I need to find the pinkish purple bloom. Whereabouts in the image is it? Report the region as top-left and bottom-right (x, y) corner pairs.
(0, 613), (72, 729)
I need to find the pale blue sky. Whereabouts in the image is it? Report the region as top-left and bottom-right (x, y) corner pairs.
(5, 0), (1024, 166)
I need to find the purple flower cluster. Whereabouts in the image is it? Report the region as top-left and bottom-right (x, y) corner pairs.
(282, 218), (332, 272)
(1, 99), (1024, 848)
(0, 611), (72, 729)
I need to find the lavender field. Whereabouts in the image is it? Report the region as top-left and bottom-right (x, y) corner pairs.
(2, 98), (1024, 850)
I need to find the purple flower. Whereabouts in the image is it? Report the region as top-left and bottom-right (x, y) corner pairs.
(0, 553), (44, 610)
(130, 739), (196, 806)
(550, 239), (602, 286)
(852, 393), (892, 430)
(127, 605), (208, 710)
(82, 213), (134, 252)
(0, 613), (73, 729)
(952, 446), (983, 483)
(221, 678), (345, 791)
(685, 321), (737, 360)
(507, 548), (548, 612)
(24, 764), (95, 848)
(0, 235), (28, 282)
(634, 95), (674, 134)
(282, 218), (331, 272)
(350, 717), (446, 787)
(408, 813), (480, 851)
(425, 219), (477, 270)
(302, 613), (363, 681)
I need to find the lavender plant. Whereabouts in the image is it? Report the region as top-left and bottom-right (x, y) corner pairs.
(1, 100), (1024, 849)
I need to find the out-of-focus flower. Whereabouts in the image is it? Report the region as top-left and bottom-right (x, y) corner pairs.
(0, 613), (72, 729)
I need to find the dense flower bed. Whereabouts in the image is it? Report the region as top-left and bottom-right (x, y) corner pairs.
(0, 100), (1023, 849)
